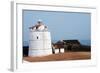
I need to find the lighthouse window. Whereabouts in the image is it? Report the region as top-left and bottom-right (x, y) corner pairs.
(37, 36), (39, 39)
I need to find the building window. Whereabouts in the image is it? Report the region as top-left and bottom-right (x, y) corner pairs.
(37, 36), (39, 39)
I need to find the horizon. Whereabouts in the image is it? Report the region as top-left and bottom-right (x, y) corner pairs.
(23, 39), (91, 46)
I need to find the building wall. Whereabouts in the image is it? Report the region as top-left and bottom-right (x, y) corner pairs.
(29, 31), (52, 56)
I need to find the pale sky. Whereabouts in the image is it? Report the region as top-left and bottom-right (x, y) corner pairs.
(23, 10), (91, 45)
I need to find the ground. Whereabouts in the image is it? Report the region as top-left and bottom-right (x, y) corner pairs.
(23, 52), (91, 62)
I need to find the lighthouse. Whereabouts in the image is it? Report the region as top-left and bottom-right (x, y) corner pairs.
(29, 20), (52, 56)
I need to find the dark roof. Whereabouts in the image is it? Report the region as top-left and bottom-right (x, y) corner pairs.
(63, 40), (80, 44)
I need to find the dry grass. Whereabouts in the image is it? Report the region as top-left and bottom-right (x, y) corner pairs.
(23, 52), (91, 62)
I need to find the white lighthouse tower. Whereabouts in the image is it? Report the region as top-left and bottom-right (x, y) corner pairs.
(29, 20), (52, 57)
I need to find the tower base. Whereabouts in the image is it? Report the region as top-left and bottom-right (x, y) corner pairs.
(29, 49), (52, 57)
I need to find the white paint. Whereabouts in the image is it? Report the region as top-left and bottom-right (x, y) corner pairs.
(29, 21), (52, 56)
(55, 49), (59, 54)
(61, 48), (64, 53)
(29, 49), (52, 56)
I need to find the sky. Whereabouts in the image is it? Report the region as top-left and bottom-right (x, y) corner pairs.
(23, 10), (91, 45)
